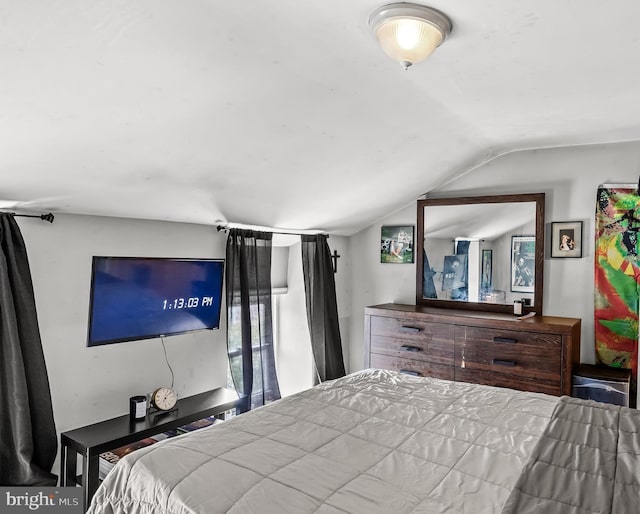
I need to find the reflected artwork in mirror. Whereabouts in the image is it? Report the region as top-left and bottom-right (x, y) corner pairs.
(416, 193), (545, 315)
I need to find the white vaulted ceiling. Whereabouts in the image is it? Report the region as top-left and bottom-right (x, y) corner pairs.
(2, 1), (640, 234)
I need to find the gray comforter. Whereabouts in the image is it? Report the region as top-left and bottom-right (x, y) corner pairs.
(87, 369), (558, 513)
(501, 395), (640, 514)
(87, 371), (640, 513)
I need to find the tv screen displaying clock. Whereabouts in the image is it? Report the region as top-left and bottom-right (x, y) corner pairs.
(87, 257), (225, 347)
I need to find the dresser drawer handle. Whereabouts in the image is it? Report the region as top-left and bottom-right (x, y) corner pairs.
(399, 326), (421, 333)
(399, 369), (423, 376)
(492, 359), (517, 367)
(494, 337), (517, 344)
(400, 345), (422, 352)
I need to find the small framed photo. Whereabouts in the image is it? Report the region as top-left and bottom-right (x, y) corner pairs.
(551, 221), (583, 258)
(381, 225), (414, 263)
(511, 235), (535, 293)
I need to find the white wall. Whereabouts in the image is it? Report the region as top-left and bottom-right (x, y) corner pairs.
(17, 213), (229, 471)
(276, 242), (313, 395)
(347, 141), (640, 375)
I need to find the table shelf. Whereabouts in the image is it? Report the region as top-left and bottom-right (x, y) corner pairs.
(60, 387), (246, 511)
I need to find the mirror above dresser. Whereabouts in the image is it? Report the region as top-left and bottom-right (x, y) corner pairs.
(416, 193), (545, 316)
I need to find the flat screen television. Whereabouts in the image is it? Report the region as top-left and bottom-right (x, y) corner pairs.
(87, 257), (224, 347)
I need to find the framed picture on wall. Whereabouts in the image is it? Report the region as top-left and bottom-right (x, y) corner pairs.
(481, 249), (492, 290)
(380, 225), (414, 263)
(551, 221), (583, 258)
(511, 235), (535, 293)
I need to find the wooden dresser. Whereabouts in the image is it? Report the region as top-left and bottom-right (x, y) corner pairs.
(364, 303), (581, 396)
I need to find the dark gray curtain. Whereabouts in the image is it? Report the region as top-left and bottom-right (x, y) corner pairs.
(301, 234), (346, 382)
(226, 229), (280, 411)
(0, 214), (57, 486)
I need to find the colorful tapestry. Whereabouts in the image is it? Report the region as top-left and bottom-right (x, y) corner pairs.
(594, 185), (639, 393)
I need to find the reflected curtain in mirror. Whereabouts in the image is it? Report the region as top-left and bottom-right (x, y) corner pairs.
(226, 229), (280, 411)
(0, 214), (57, 485)
(453, 239), (470, 301)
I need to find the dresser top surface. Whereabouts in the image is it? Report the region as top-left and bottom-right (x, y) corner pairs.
(365, 303), (581, 331)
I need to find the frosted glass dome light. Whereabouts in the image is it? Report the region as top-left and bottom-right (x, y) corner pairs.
(369, 3), (452, 70)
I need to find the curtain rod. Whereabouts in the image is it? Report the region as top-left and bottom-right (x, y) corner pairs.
(216, 221), (326, 236)
(7, 212), (55, 223)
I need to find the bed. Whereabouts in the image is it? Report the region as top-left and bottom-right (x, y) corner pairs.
(86, 369), (639, 513)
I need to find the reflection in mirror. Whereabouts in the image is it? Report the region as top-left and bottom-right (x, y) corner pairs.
(417, 194), (544, 315)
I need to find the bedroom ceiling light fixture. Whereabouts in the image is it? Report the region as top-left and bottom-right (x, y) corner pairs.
(369, 2), (452, 70)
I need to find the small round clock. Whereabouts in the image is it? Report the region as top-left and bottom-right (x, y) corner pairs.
(150, 387), (178, 411)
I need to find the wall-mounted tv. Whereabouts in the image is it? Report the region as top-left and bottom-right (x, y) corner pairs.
(87, 257), (224, 347)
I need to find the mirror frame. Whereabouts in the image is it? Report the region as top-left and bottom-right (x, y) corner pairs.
(416, 193), (545, 315)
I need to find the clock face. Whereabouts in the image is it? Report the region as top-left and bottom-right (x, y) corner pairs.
(152, 387), (178, 411)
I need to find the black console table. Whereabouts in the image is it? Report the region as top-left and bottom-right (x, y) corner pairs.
(60, 387), (246, 511)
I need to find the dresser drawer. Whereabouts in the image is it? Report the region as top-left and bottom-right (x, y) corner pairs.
(455, 368), (561, 396)
(463, 326), (562, 348)
(455, 334), (562, 394)
(370, 353), (454, 381)
(369, 316), (454, 366)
